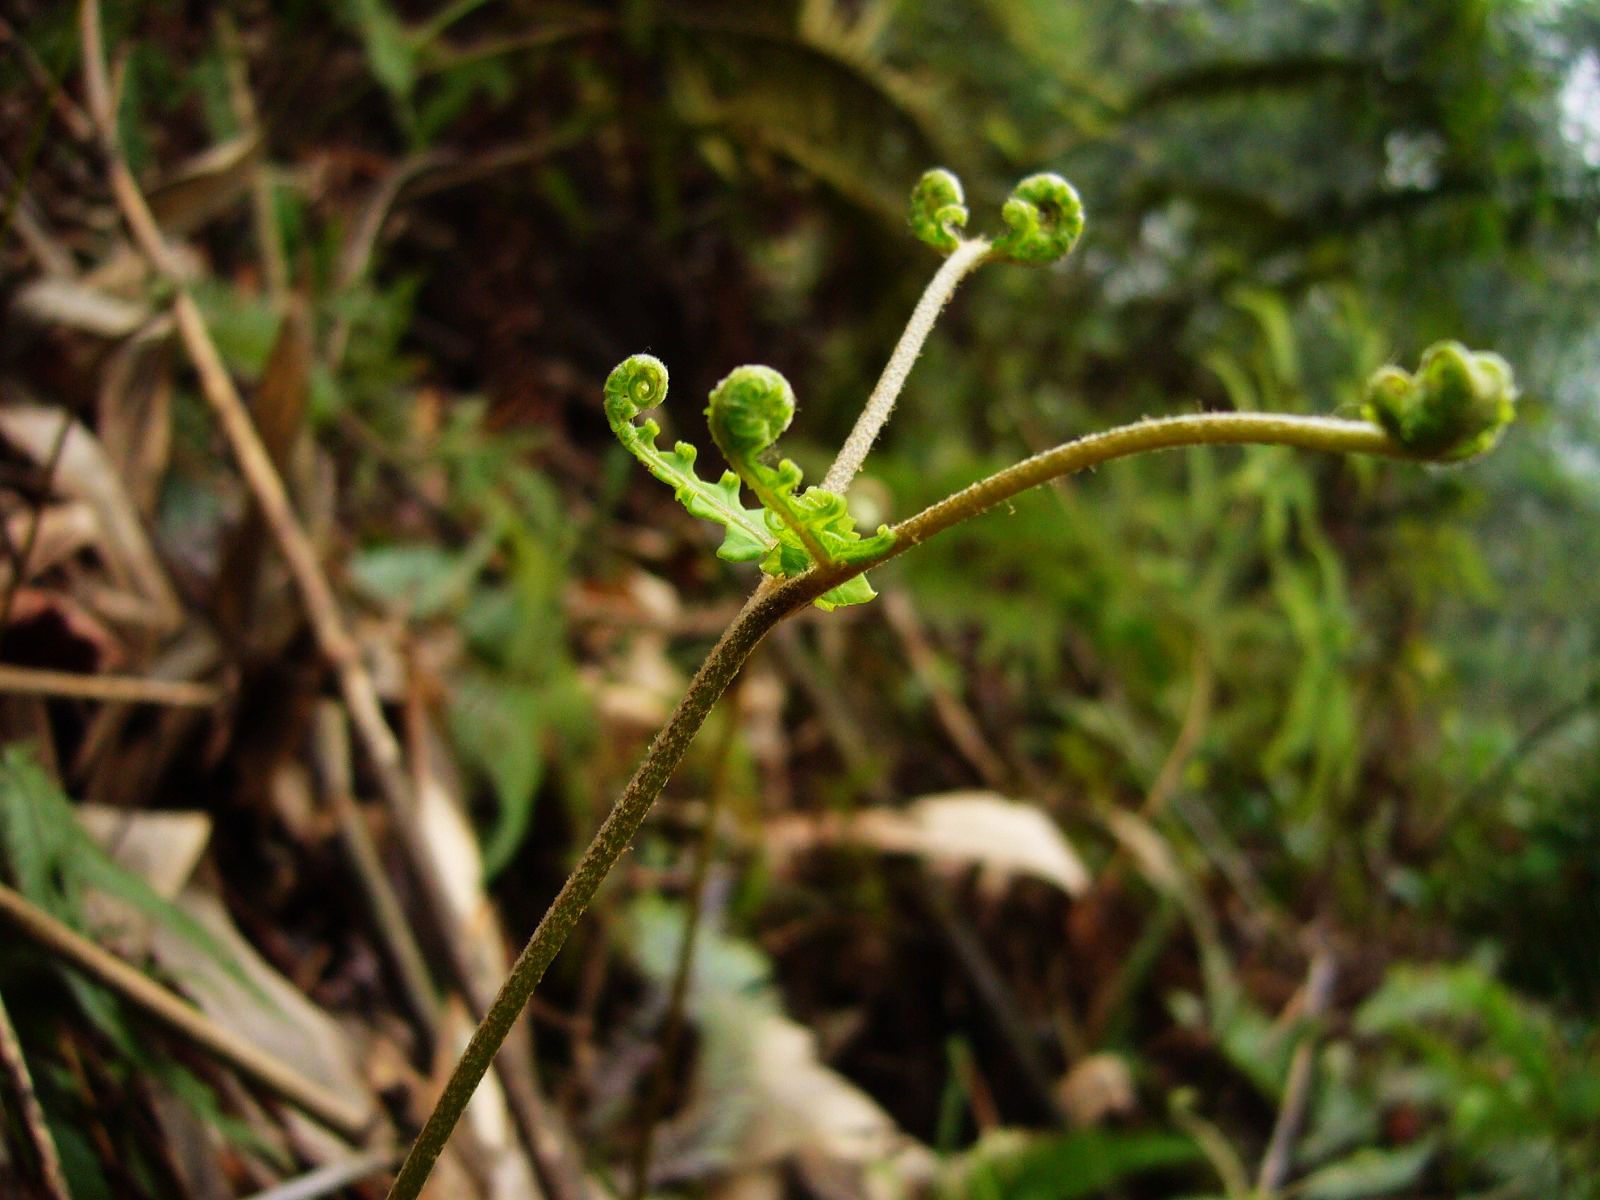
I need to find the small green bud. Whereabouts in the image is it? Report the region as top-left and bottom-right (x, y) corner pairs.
(991, 173), (1085, 265)
(706, 365), (796, 461)
(1362, 341), (1517, 461)
(909, 168), (969, 255)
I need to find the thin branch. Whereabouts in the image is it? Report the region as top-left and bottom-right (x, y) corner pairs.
(1143, 642), (1213, 818)
(882, 590), (1008, 789)
(0, 664), (221, 707)
(240, 1149), (401, 1200)
(822, 237), (991, 494)
(0, 882), (372, 1139)
(0, 984), (72, 1200)
(310, 702), (440, 1043)
(1256, 946), (1336, 1194)
(76, 3), (577, 1180)
(216, 11), (289, 308)
(871, 413), (1405, 570)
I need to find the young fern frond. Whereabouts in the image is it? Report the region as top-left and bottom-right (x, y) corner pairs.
(605, 358), (895, 611)
(603, 355), (772, 564)
(990, 172), (1085, 265)
(388, 166), (1519, 1200)
(1362, 341), (1518, 461)
(826, 167), (1087, 495)
(706, 365), (835, 568)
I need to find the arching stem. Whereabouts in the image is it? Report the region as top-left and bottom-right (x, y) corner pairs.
(387, 410), (1421, 1199)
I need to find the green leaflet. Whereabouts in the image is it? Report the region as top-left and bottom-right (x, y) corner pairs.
(604, 355), (771, 564)
(605, 356), (896, 609)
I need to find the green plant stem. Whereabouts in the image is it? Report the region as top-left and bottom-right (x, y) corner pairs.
(386, 409), (1418, 1199)
(822, 237), (993, 494)
(739, 467), (838, 568)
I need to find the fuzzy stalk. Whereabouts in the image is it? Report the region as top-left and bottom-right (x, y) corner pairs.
(387, 580), (797, 1199)
(821, 237), (992, 494)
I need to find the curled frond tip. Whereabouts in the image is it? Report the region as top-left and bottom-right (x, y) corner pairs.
(603, 353), (670, 423)
(991, 172), (1085, 265)
(909, 168), (969, 255)
(1363, 341), (1517, 462)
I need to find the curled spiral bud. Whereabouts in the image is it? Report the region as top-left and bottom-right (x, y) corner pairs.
(1363, 341), (1517, 461)
(909, 168), (969, 255)
(706, 365), (797, 462)
(991, 173), (1085, 265)
(603, 354), (670, 424)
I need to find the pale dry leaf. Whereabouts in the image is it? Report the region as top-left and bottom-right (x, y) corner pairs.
(154, 890), (375, 1130)
(1102, 809), (1186, 898)
(581, 630), (685, 730)
(77, 805), (212, 900)
(0, 502), (101, 590)
(629, 899), (934, 1192)
(12, 277), (152, 338)
(96, 334), (173, 516)
(772, 792), (1090, 897)
(76, 809), (376, 1143)
(1056, 1052), (1136, 1127)
(146, 133), (263, 236)
(0, 403), (181, 630)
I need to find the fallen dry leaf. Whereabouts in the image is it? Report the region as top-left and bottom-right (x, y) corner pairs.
(0, 403), (182, 631)
(769, 792), (1091, 897)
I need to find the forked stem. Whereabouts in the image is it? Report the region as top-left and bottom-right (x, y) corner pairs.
(387, 410), (1424, 1199)
(822, 237), (993, 494)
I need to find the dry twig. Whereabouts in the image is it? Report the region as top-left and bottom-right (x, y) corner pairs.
(1256, 945), (1337, 1194)
(76, 7), (590, 1184)
(0, 664), (221, 707)
(0, 882), (372, 1138)
(881, 591), (1009, 789)
(310, 703), (441, 1042)
(240, 1149), (401, 1200)
(0, 984), (72, 1200)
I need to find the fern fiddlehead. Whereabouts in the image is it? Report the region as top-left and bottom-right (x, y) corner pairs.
(908, 167), (969, 255)
(705, 365), (832, 567)
(603, 355), (772, 564)
(1362, 341), (1518, 461)
(606, 357), (894, 610)
(991, 172), (1085, 265)
(908, 167), (1085, 266)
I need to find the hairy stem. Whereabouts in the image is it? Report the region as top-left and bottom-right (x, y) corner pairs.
(388, 582), (797, 1199)
(822, 237), (992, 494)
(388, 409), (1419, 1199)
(812, 411), (1407, 594)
